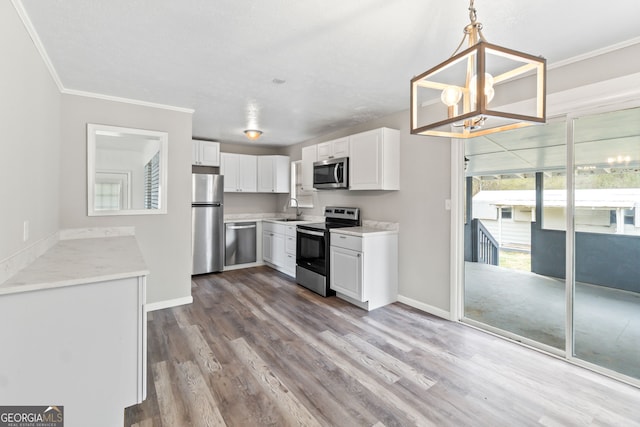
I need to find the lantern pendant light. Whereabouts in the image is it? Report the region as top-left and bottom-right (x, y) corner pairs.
(410, 0), (546, 139)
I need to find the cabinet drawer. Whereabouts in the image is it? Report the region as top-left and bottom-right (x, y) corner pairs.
(285, 225), (297, 237)
(284, 253), (296, 272)
(285, 235), (296, 255)
(331, 233), (362, 252)
(263, 222), (285, 235)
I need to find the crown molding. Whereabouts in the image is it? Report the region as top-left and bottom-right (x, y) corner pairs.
(61, 88), (195, 114)
(548, 36), (640, 70)
(11, 0), (64, 91)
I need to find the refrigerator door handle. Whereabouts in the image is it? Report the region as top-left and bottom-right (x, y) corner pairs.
(192, 202), (222, 207)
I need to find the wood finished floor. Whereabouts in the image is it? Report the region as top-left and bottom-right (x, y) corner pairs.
(125, 266), (640, 426)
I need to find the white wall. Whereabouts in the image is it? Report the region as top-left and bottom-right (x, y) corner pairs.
(283, 111), (453, 313)
(59, 94), (193, 305)
(0, 2), (60, 262)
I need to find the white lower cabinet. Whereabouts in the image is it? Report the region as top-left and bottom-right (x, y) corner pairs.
(262, 230), (274, 263)
(284, 225), (297, 276)
(263, 222), (296, 277)
(330, 245), (362, 300)
(0, 276), (146, 427)
(330, 231), (398, 311)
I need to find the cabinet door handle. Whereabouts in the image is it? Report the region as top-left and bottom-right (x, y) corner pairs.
(228, 224), (256, 230)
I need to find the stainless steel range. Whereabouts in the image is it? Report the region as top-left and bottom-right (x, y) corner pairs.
(296, 207), (361, 296)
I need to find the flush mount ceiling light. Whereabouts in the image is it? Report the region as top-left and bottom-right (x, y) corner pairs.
(410, 0), (546, 139)
(244, 129), (263, 141)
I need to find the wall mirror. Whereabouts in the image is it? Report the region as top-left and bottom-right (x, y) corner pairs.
(87, 123), (168, 216)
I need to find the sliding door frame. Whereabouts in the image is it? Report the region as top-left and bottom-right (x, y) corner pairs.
(563, 101), (640, 387)
(451, 81), (640, 387)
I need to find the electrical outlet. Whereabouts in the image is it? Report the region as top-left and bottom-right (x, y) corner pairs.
(23, 220), (29, 242)
(445, 199), (451, 210)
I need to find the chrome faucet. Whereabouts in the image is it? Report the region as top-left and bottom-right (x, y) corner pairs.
(287, 197), (302, 218)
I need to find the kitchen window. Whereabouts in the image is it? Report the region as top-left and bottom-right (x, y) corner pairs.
(290, 161), (313, 208)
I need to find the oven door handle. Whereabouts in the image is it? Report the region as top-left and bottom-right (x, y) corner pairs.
(297, 229), (325, 237)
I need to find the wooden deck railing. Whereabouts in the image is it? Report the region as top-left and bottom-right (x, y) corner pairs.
(471, 219), (499, 266)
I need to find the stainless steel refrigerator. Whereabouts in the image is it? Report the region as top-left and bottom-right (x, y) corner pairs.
(192, 173), (224, 274)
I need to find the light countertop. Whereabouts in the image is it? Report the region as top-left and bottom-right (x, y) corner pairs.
(330, 227), (399, 237)
(262, 218), (316, 225)
(0, 236), (149, 296)
(224, 214), (321, 225)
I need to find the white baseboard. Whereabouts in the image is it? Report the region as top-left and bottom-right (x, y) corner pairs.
(396, 295), (451, 320)
(223, 261), (264, 271)
(145, 296), (193, 312)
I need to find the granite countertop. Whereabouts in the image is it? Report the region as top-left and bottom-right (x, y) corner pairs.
(0, 236), (149, 296)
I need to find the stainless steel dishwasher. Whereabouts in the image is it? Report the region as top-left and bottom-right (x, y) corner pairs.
(225, 222), (257, 266)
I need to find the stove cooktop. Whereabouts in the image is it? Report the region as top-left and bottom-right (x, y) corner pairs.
(297, 222), (357, 232)
(297, 207), (361, 232)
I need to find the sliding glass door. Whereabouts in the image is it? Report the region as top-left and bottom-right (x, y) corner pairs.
(461, 104), (640, 384)
(572, 107), (640, 379)
(463, 120), (567, 352)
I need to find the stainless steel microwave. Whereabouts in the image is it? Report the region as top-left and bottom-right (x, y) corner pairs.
(313, 157), (348, 189)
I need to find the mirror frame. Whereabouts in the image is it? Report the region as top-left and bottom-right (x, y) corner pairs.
(87, 123), (168, 216)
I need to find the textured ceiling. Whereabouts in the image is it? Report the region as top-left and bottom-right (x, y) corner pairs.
(18, 0), (640, 146)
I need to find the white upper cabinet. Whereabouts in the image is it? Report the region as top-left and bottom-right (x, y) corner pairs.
(220, 153), (257, 192)
(349, 128), (400, 190)
(301, 145), (317, 192)
(192, 140), (220, 166)
(317, 136), (349, 161)
(258, 155), (290, 193)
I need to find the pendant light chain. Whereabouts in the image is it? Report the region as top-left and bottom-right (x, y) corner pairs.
(450, 0), (488, 58)
(469, 0), (477, 24)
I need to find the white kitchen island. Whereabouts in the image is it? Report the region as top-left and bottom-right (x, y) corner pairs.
(0, 233), (148, 427)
